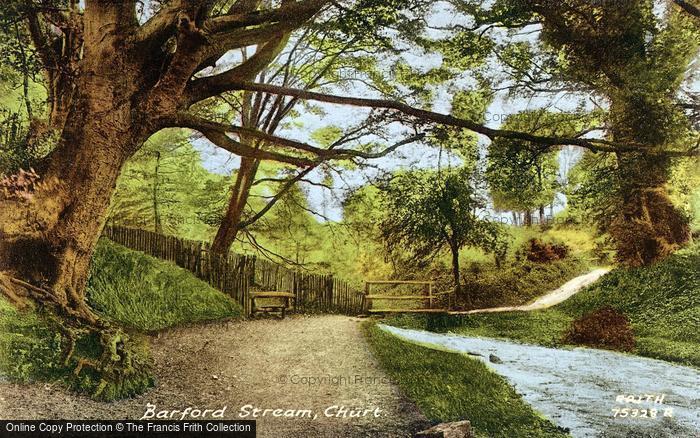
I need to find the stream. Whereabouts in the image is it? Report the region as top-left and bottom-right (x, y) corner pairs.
(381, 325), (700, 437)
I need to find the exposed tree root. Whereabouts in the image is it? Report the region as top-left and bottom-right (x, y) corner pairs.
(0, 272), (154, 400)
(0, 272), (30, 309)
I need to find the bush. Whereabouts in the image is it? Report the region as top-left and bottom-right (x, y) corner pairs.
(522, 238), (569, 263)
(563, 307), (635, 352)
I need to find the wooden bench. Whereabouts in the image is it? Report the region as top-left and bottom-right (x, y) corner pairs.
(250, 291), (296, 318)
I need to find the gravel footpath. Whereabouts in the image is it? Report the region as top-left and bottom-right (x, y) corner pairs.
(0, 315), (428, 437)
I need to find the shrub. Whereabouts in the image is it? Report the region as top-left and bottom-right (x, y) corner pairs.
(522, 238), (569, 263)
(564, 307), (635, 352)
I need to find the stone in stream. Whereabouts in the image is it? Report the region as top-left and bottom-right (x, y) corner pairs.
(414, 420), (474, 438)
(489, 354), (503, 364)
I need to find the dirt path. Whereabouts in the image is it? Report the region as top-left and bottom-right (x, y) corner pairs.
(449, 268), (610, 315)
(0, 315), (428, 437)
(383, 325), (700, 437)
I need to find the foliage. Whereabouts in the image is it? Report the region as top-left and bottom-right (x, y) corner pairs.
(0, 112), (54, 175)
(0, 295), (65, 382)
(363, 323), (569, 437)
(486, 110), (590, 216)
(108, 129), (221, 241)
(565, 151), (621, 233)
(563, 307), (635, 352)
(88, 239), (243, 332)
(389, 241), (700, 367)
(380, 167), (508, 295)
(459, 254), (588, 310)
(0, 112), (29, 173)
(521, 238), (569, 263)
(669, 157), (700, 232)
(535, 0), (698, 264)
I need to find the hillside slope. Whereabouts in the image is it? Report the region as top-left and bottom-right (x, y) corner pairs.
(88, 239), (242, 331)
(386, 241), (700, 367)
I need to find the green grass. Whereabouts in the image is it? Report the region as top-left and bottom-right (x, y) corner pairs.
(363, 323), (569, 438)
(0, 296), (154, 400)
(87, 239), (242, 331)
(461, 256), (590, 309)
(0, 239), (242, 399)
(0, 296), (65, 382)
(385, 241), (700, 367)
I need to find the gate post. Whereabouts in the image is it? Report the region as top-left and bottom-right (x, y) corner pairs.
(362, 282), (370, 313)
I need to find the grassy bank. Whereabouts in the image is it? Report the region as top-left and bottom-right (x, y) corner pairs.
(364, 323), (569, 437)
(461, 255), (590, 310)
(88, 239), (242, 331)
(0, 239), (242, 399)
(386, 241), (700, 367)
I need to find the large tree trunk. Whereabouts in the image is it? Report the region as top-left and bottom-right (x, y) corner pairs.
(610, 153), (690, 266)
(607, 95), (691, 266)
(210, 86), (270, 256)
(0, 0), (323, 400)
(1, 105), (141, 322)
(0, 10), (148, 320)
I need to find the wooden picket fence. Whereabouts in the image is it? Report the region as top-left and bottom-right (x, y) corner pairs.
(102, 226), (364, 316)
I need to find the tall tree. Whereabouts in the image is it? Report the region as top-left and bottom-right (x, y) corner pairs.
(208, 17), (431, 255)
(533, 0), (699, 264)
(0, 0), (689, 325)
(446, 0), (699, 264)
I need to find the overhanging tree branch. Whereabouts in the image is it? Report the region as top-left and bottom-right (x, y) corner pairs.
(204, 0), (329, 34)
(239, 166), (317, 229)
(199, 0), (328, 62)
(173, 113), (426, 162)
(25, 9), (58, 71)
(192, 81), (697, 157)
(189, 31), (290, 100)
(130, 0), (190, 49)
(195, 128), (317, 167)
(672, 0), (700, 19)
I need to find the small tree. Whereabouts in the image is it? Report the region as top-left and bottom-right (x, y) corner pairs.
(380, 168), (507, 301)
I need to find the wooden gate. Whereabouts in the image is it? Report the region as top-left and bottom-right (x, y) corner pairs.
(362, 280), (451, 314)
